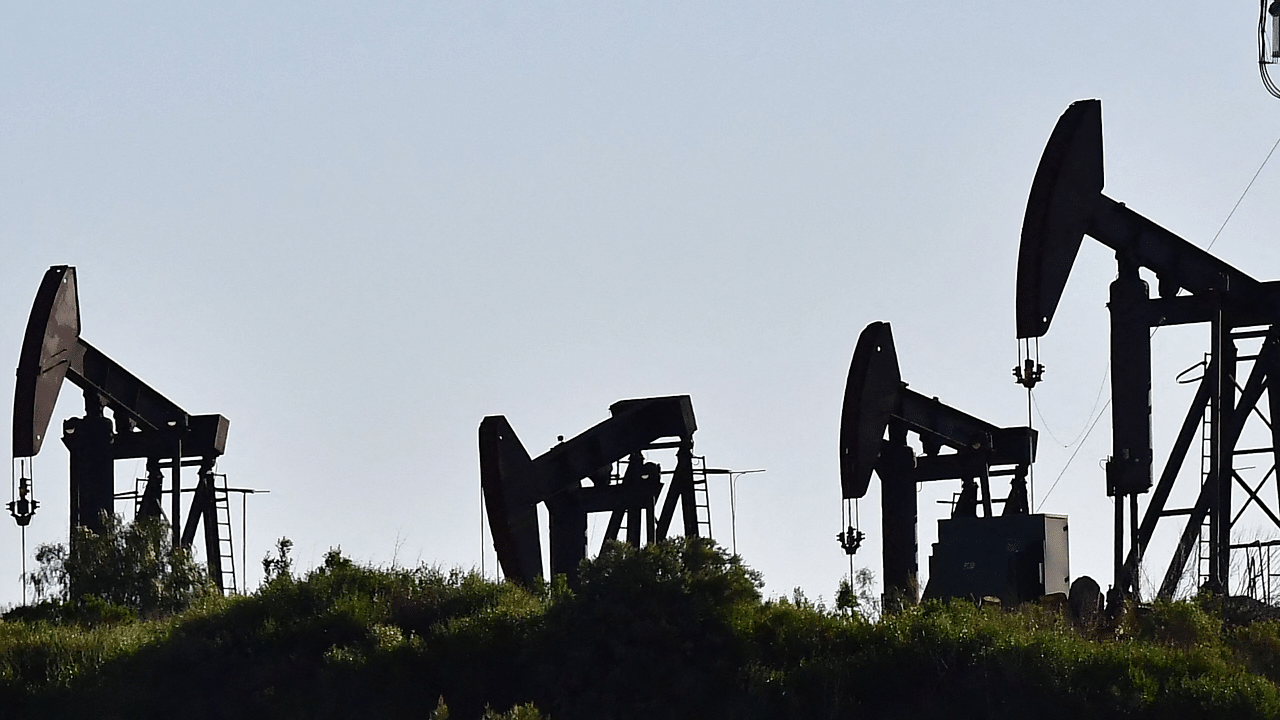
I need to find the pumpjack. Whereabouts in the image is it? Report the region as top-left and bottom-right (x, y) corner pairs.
(12, 266), (238, 593)
(480, 395), (712, 586)
(1018, 100), (1280, 600)
(840, 321), (1068, 606)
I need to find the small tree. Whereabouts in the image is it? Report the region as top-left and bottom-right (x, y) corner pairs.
(29, 512), (212, 617)
(261, 537), (294, 585)
(835, 567), (880, 620)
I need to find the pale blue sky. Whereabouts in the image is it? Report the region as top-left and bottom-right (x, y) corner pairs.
(3, 2), (1280, 605)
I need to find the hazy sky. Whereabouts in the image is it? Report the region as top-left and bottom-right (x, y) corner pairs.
(4, 2), (1280, 606)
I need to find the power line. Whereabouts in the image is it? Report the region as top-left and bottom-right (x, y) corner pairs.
(1207, 131), (1280, 251)
(1033, 363), (1111, 449)
(1035, 398), (1112, 512)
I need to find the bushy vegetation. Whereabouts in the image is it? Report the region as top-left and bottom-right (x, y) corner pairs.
(1, 536), (1280, 718)
(8, 513), (212, 625)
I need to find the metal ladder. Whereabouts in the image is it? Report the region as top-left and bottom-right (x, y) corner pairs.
(1196, 366), (1213, 593)
(691, 456), (712, 537)
(211, 473), (238, 595)
(611, 459), (632, 541)
(132, 475), (146, 516)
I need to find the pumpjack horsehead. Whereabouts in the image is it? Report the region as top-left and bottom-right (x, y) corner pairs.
(12, 266), (238, 593)
(839, 322), (1068, 607)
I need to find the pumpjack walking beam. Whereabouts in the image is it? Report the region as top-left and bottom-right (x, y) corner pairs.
(480, 395), (703, 586)
(1016, 100), (1280, 599)
(12, 266), (233, 591)
(840, 322), (1038, 603)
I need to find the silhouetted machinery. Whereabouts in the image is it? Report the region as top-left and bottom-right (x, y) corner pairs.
(840, 321), (1069, 606)
(12, 266), (238, 593)
(1018, 100), (1280, 600)
(1260, 0), (1280, 98)
(480, 395), (713, 586)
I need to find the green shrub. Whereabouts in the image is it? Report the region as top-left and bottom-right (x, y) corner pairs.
(533, 538), (762, 720)
(2, 539), (1280, 719)
(23, 513), (212, 619)
(1229, 621), (1280, 685)
(1131, 599), (1223, 649)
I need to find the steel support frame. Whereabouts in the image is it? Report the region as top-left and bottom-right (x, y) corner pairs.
(1121, 317), (1280, 600)
(61, 390), (229, 591)
(550, 436), (696, 582)
(876, 421), (1035, 605)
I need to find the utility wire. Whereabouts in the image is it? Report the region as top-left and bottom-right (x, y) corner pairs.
(1035, 398), (1112, 512)
(1032, 321), (1169, 510)
(1207, 132), (1280, 251)
(1033, 363), (1111, 449)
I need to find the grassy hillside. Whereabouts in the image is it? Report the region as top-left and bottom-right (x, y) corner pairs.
(2, 538), (1280, 719)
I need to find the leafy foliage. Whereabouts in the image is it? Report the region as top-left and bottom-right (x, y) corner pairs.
(532, 538), (762, 719)
(1, 537), (1280, 718)
(835, 566), (878, 619)
(20, 513), (211, 621)
(1129, 598), (1224, 648)
(261, 537), (295, 585)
